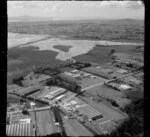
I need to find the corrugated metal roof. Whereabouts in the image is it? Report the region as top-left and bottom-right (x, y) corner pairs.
(59, 73), (78, 84)
(6, 123), (31, 136)
(16, 85), (42, 96)
(78, 104), (102, 119)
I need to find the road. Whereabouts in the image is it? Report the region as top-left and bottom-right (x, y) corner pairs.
(78, 70), (141, 94)
(106, 70), (141, 83)
(81, 82), (104, 92)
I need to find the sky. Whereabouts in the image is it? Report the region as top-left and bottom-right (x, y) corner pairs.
(7, 1), (144, 20)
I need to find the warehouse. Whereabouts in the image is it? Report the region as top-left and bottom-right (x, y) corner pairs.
(119, 84), (132, 90)
(16, 85), (42, 96)
(49, 87), (66, 96)
(6, 106), (57, 136)
(77, 104), (103, 121)
(6, 123), (32, 136)
(55, 94), (66, 101)
(58, 73), (79, 85)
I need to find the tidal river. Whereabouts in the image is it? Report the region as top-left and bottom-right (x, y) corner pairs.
(8, 32), (144, 61)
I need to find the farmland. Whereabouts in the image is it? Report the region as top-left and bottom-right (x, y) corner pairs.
(8, 19), (144, 43)
(8, 26), (143, 85)
(74, 43), (143, 64)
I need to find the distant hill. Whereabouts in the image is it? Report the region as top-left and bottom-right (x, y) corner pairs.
(8, 16), (53, 22)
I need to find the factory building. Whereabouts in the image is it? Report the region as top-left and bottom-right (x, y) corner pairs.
(15, 85), (42, 96)
(58, 73), (80, 85)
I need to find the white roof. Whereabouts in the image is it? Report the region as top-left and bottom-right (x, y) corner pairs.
(50, 87), (64, 95)
(55, 95), (65, 100)
(96, 66), (101, 69)
(30, 102), (36, 106)
(72, 74), (80, 77)
(64, 72), (72, 76)
(70, 100), (77, 105)
(71, 70), (78, 72)
(117, 69), (128, 74)
(20, 118), (31, 123)
(119, 84), (131, 89)
(75, 105), (80, 108)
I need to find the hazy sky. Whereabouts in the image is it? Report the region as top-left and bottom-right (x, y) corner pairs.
(7, 1), (144, 20)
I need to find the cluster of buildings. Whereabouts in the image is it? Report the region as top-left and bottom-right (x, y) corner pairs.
(6, 105), (57, 136)
(59, 97), (103, 122)
(7, 59), (143, 136)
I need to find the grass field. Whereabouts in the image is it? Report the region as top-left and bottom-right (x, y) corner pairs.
(29, 109), (57, 136)
(74, 44), (143, 64)
(62, 116), (93, 136)
(83, 85), (131, 109)
(80, 76), (107, 89)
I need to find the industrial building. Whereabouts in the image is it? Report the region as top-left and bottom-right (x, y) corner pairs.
(58, 73), (79, 85)
(6, 122), (32, 136)
(60, 98), (103, 121)
(77, 104), (103, 121)
(14, 85), (43, 96)
(6, 106), (58, 136)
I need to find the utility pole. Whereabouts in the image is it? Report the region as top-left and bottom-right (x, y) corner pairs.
(34, 96), (37, 136)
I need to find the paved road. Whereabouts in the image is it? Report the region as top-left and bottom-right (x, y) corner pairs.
(79, 70), (141, 94)
(106, 70), (141, 83)
(81, 82), (104, 92)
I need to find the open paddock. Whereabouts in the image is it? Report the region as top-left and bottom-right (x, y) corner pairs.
(83, 84), (131, 109)
(29, 109), (57, 136)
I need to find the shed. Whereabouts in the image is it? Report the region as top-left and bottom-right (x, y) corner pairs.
(119, 84), (132, 90)
(71, 70), (79, 73)
(117, 69), (128, 74)
(70, 100), (77, 105)
(58, 73), (79, 85)
(55, 95), (65, 101)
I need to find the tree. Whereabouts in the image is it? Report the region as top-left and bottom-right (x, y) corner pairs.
(109, 49), (116, 56)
